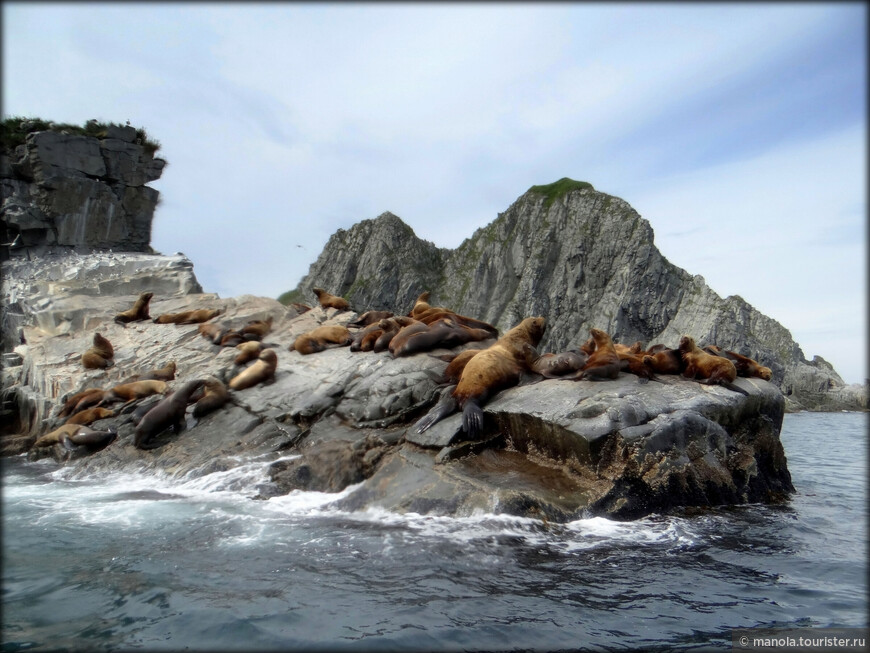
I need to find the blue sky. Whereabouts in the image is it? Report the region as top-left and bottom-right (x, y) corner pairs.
(2, 3), (866, 384)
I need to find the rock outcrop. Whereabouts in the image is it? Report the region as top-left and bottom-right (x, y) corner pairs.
(1, 120), (165, 257)
(1, 298), (793, 522)
(286, 180), (867, 412)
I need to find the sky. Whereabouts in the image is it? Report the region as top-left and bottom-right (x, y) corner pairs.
(2, 2), (866, 384)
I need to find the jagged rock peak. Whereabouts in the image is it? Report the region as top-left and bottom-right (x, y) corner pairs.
(284, 178), (867, 412)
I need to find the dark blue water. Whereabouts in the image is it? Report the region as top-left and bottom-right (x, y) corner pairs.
(2, 412), (867, 651)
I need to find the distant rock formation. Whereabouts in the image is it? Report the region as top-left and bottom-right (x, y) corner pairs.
(1, 119), (166, 257)
(285, 179), (867, 412)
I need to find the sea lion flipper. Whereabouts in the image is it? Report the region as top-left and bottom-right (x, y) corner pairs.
(721, 381), (750, 396)
(461, 400), (485, 439)
(414, 389), (458, 433)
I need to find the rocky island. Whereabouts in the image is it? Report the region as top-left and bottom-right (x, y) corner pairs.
(1, 120), (863, 522)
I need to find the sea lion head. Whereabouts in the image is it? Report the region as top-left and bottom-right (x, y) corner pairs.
(590, 328), (611, 347)
(259, 349), (279, 366)
(678, 335), (696, 353)
(522, 316), (547, 345)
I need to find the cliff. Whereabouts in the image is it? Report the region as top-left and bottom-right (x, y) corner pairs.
(286, 179), (867, 412)
(1, 118), (165, 257)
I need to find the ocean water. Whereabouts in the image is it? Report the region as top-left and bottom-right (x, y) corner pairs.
(1, 412), (866, 652)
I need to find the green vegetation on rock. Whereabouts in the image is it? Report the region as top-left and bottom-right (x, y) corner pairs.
(528, 178), (594, 209)
(277, 288), (304, 305)
(0, 116), (161, 154)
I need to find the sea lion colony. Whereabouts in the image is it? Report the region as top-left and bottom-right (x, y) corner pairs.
(41, 287), (774, 454)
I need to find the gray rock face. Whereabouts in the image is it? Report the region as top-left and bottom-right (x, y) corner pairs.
(1, 128), (166, 255)
(1, 288), (793, 522)
(290, 185), (867, 412)
(1, 249), (203, 353)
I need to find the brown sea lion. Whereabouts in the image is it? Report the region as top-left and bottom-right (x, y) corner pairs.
(451, 316), (546, 437)
(388, 320), (431, 356)
(413, 309), (499, 337)
(192, 376), (230, 419)
(153, 308), (222, 324)
(529, 349), (589, 380)
(33, 423), (116, 449)
(114, 291), (153, 324)
(350, 322), (386, 352)
(409, 291), (432, 317)
(140, 360), (177, 382)
(392, 318), (494, 358)
(703, 345), (772, 381)
(64, 406), (115, 426)
(642, 347), (684, 375)
(293, 326), (352, 355)
(219, 329), (246, 347)
(679, 336), (748, 395)
(198, 323), (228, 344)
(100, 380), (169, 407)
(58, 388), (105, 417)
(443, 349), (483, 383)
(240, 316), (274, 340)
(234, 341), (263, 365)
(312, 287), (350, 311)
(613, 341), (644, 356)
(616, 351), (658, 382)
(119, 360), (178, 385)
(579, 336), (597, 356)
(134, 379), (205, 449)
(577, 328), (621, 381)
(81, 333), (115, 370)
(229, 349), (278, 390)
(348, 310), (395, 328)
(369, 316), (418, 352)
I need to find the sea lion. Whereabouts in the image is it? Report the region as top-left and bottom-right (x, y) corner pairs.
(58, 388), (105, 417)
(348, 310), (395, 328)
(234, 341), (263, 365)
(413, 309), (499, 337)
(642, 347), (684, 375)
(239, 316), (274, 340)
(576, 329), (621, 381)
(388, 320), (431, 356)
(192, 376), (230, 419)
(703, 345), (773, 381)
(219, 329), (246, 347)
(409, 291), (432, 317)
(139, 360), (177, 382)
(312, 287), (350, 311)
(198, 323), (228, 344)
(64, 406), (115, 426)
(443, 349), (483, 383)
(354, 316), (417, 352)
(529, 349), (589, 380)
(392, 318), (494, 358)
(114, 291), (153, 324)
(32, 423), (116, 449)
(119, 360), (178, 385)
(613, 341), (644, 356)
(293, 326), (352, 355)
(99, 380), (169, 407)
(350, 322), (386, 352)
(616, 351), (658, 382)
(134, 379), (205, 449)
(229, 349), (278, 390)
(679, 336), (749, 395)
(81, 333), (114, 370)
(452, 316), (546, 437)
(153, 308), (222, 324)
